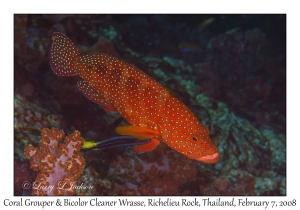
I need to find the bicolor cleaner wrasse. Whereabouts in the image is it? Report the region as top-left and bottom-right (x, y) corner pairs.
(50, 32), (219, 163)
(82, 136), (151, 151)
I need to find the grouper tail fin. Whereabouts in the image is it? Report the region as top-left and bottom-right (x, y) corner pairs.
(50, 32), (80, 76)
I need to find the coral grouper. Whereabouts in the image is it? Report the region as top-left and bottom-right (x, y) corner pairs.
(50, 32), (219, 163)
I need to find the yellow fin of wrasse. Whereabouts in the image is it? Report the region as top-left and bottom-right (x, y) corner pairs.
(82, 139), (100, 149)
(116, 125), (159, 140)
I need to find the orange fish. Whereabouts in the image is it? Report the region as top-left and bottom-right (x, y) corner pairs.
(50, 32), (219, 163)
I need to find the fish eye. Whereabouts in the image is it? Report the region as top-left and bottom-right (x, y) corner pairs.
(192, 136), (198, 141)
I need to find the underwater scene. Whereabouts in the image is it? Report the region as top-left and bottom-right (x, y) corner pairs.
(14, 14), (286, 196)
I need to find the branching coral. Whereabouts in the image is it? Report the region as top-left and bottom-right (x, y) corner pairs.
(24, 127), (85, 195)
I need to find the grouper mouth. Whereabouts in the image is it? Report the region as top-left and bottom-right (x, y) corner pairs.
(197, 152), (220, 164)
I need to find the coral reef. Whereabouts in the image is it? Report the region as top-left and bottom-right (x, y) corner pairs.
(24, 128), (85, 195)
(14, 92), (65, 163)
(14, 159), (37, 195)
(14, 14), (286, 196)
(108, 143), (196, 195)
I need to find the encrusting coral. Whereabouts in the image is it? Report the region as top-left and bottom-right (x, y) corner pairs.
(24, 127), (85, 195)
